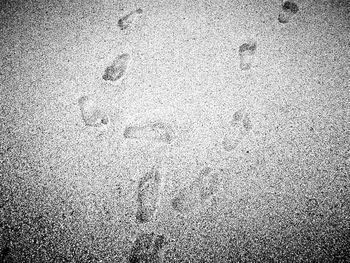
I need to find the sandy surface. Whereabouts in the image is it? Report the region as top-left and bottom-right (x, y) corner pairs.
(1, 0), (350, 262)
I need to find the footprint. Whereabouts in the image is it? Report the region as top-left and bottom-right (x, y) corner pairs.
(196, 167), (225, 203)
(282, 1), (299, 13)
(102, 53), (131, 83)
(222, 110), (253, 152)
(229, 108), (245, 127)
(78, 95), (110, 128)
(128, 232), (167, 263)
(135, 166), (162, 224)
(123, 105), (194, 146)
(124, 122), (176, 144)
(278, 1), (299, 24)
(170, 167), (225, 215)
(118, 8), (143, 31)
(242, 113), (253, 132)
(238, 40), (257, 71)
(170, 185), (200, 215)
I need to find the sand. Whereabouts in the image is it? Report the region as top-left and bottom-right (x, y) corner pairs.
(1, 0), (349, 262)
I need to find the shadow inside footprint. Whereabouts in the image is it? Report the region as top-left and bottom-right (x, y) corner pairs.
(118, 8), (143, 31)
(282, 1), (299, 14)
(238, 42), (257, 54)
(102, 53), (130, 83)
(135, 166), (161, 224)
(278, 1), (299, 23)
(238, 41), (257, 71)
(153, 234), (167, 252)
(128, 232), (167, 263)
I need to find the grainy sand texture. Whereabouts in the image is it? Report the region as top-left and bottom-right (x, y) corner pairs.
(1, 0), (349, 262)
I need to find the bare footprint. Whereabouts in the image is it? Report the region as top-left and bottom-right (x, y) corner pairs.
(128, 232), (168, 263)
(278, 1), (299, 24)
(170, 167), (225, 215)
(222, 110), (253, 152)
(102, 53), (131, 83)
(135, 166), (162, 224)
(78, 95), (110, 128)
(196, 167), (225, 203)
(123, 105), (194, 146)
(170, 185), (200, 216)
(124, 122), (176, 144)
(230, 108), (245, 126)
(242, 113), (253, 132)
(238, 40), (257, 71)
(118, 8), (143, 31)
